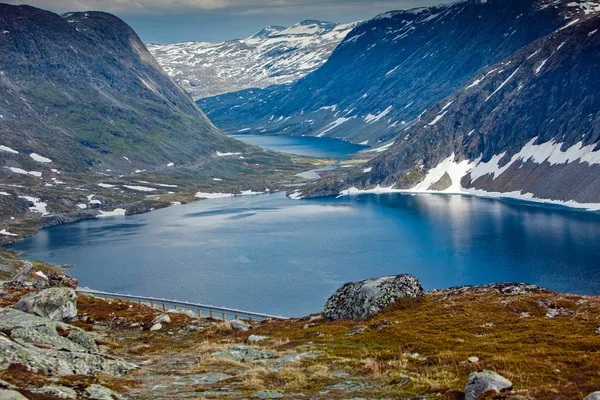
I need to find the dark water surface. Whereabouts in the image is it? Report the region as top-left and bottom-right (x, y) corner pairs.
(10, 192), (600, 317)
(229, 133), (367, 159)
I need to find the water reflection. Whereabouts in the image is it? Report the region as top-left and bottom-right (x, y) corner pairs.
(10, 192), (600, 317)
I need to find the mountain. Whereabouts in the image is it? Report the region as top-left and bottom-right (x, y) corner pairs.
(299, 11), (600, 209)
(198, 0), (595, 145)
(0, 4), (256, 174)
(0, 4), (306, 241)
(148, 20), (359, 100)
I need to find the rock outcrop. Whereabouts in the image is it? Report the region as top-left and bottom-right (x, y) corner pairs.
(322, 274), (424, 321)
(14, 287), (77, 321)
(0, 308), (135, 376)
(465, 370), (513, 400)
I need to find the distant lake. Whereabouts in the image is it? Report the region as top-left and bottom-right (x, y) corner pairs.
(229, 133), (366, 159)
(10, 192), (600, 317)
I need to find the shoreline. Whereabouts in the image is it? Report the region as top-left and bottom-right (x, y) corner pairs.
(336, 185), (600, 214)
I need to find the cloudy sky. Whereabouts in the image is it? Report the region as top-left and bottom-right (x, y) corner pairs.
(6, 0), (451, 43)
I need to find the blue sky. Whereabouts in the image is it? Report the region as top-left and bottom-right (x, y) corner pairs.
(6, 0), (452, 43)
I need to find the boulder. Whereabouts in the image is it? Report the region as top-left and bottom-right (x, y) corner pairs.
(465, 370), (512, 400)
(247, 335), (268, 343)
(150, 323), (162, 331)
(0, 389), (29, 400)
(152, 314), (171, 325)
(322, 274), (424, 321)
(14, 288), (77, 321)
(585, 393), (600, 400)
(230, 319), (252, 332)
(47, 274), (78, 290)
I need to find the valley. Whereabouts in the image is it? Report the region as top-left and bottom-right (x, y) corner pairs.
(1, 0), (600, 399)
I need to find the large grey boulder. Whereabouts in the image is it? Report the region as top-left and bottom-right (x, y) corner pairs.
(85, 384), (125, 400)
(585, 393), (600, 400)
(14, 288), (77, 321)
(465, 370), (512, 400)
(322, 274), (424, 321)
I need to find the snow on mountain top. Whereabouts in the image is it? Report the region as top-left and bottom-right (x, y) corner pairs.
(148, 19), (360, 99)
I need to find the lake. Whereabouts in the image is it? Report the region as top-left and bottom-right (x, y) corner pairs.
(10, 192), (600, 317)
(229, 133), (366, 159)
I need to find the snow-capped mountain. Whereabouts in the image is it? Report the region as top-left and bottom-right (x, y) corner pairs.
(148, 20), (359, 99)
(299, 7), (600, 209)
(199, 0), (599, 146)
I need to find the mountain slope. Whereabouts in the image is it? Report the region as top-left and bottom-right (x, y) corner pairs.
(148, 20), (358, 100)
(299, 12), (600, 209)
(199, 0), (595, 145)
(0, 4), (257, 175)
(0, 4), (308, 242)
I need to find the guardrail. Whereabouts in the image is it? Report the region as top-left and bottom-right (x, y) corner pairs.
(76, 288), (286, 322)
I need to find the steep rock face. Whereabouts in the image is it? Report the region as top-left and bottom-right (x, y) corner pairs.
(0, 4), (245, 175)
(322, 274), (424, 321)
(302, 13), (600, 208)
(149, 20), (358, 100)
(199, 0), (589, 144)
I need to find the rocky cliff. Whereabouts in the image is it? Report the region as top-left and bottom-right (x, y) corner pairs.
(300, 12), (600, 209)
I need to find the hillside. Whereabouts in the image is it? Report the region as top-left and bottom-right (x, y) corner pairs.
(299, 12), (600, 209)
(0, 257), (599, 399)
(198, 0), (596, 145)
(148, 20), (358, 100)
(0, 4), (311, 243)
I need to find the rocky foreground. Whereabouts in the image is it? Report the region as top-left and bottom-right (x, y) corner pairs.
(0, 271), (599, 399)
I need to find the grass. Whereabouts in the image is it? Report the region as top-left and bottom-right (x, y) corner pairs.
(1, 281), (599, 399)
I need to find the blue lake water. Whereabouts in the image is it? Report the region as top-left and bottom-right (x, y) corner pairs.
(229, 133), (366, 159)
(10, 192), (600, 317)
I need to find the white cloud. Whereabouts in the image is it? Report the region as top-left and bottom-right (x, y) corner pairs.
(6, 0), (450, 16)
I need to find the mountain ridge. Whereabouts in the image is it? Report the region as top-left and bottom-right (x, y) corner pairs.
(148, 19), (359, 99)
(298, 11), (600, 209)
(198, 0), (596, 145)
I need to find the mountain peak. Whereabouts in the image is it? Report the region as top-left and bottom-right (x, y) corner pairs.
(249, 25), (286, 39)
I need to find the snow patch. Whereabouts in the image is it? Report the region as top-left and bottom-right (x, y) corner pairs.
(30, 153), (52, 163)
(216, 151), (243, 157)
(97, 208), (126, 218)
(364, 106), (392, 124)
(0, 145), (19, 154)
(123, 185), (157, 192)
(6, 167), (42, 178)
(0, 229), (17, 237)
(19, 196), (48, 215)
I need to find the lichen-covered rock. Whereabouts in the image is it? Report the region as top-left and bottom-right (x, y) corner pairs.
(252, 389), (284, 398)
(465, 370), (512, 400)
(47, 274), (79, 290)
(0, 308), (136, 376)
(85, 384), (125, 400)
(585, 393), (600, 400)
(0, 389), (29, 400)
(14, 288), (77, 321)
(67, 329), (99, 352)
(212, 345), (273, 362)
(322, 274), (424, 321)
(31, 385), (77, 399)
